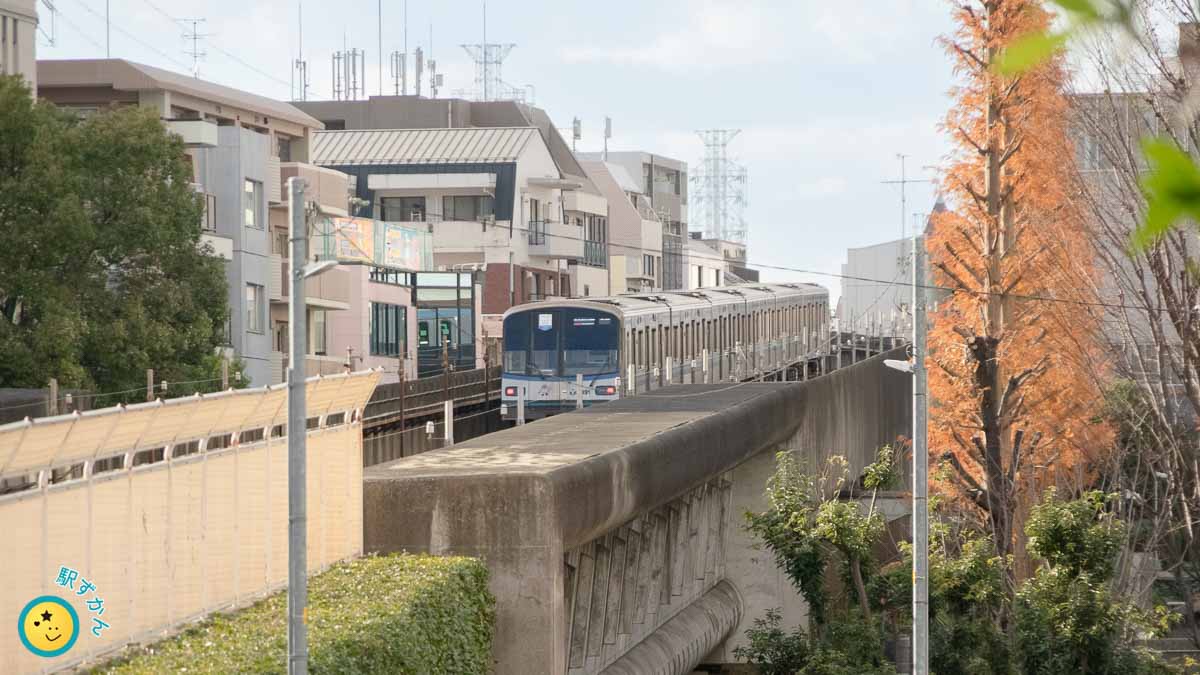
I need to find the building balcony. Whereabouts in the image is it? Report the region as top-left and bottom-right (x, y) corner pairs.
(268, 256), (351, 310)
(270, 352), (349, 383)
(527, 220), (584, 260)
(166, 119), (218, 147)
(583, 240), (606, 268)
(200, 233), (232, 260)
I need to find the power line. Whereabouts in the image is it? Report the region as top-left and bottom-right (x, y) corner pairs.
(135, 0), (290, 91)
(64, 0), (190, 69)
(384, 217), (1166, 315)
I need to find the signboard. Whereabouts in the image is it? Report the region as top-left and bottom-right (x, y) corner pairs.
(320, 217), (432, 271)
(330, 216), (374, 262)
(538, 313), (553, 332)
(384, 223), (431, 270)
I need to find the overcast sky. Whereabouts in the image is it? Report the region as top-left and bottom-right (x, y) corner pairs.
(37, 0), (956, 299)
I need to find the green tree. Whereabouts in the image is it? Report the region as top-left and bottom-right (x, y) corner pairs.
(0, 75), (236, 399)
(1015, 489), (1174, 675)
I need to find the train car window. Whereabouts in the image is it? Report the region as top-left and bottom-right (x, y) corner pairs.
(563, 311), (619, 376)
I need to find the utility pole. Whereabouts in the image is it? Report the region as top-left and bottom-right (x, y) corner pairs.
(287, 177), (309, 675)
(912, 233), (929, 675)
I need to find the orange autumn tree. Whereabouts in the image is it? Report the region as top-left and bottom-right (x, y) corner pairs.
(930, 0), (1106, 577)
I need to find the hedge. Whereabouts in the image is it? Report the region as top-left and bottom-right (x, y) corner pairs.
(94, 553), (495, 674)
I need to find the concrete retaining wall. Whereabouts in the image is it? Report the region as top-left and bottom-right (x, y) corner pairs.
(362, 348), (911, 674)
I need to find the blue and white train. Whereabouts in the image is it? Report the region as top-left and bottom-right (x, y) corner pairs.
(500, 283), (830, 421)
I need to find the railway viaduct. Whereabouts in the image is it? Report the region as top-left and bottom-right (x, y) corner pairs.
(363, 348), (912, 674)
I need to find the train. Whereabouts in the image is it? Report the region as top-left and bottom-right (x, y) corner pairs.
(499, 282), (831, 421)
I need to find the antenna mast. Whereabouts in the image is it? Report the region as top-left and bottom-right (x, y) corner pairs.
(179, 18), (207, 78)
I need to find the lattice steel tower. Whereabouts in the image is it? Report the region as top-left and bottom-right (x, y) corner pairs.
(692, 129), (748, 243)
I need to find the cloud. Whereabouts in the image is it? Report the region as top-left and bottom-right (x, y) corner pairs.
(560, 1), (784, 70)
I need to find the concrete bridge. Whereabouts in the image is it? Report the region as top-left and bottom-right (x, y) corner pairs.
(363, 348), (912, 674)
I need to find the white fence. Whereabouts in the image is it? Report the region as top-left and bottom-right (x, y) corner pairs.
(0, 370), (380, 674)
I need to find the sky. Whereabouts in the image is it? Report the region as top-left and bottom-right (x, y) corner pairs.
(36, 0), (958, 300)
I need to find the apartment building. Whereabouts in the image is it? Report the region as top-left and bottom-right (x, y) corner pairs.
(579, 159), (664, 292)
(0, 0), (35, 93)
(295, 96), (611, 307)
(580, 151), (688, 290)
(36, 59), (349, 386)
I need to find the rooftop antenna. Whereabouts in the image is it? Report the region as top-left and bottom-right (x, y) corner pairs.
(572, 117), (581, 152)
(292, 0), (308, 101)
(603, 116), (611, 160)
(403, 0), (408, 94)
(458, 0), (521, 101)
(390, 50), (406, 96)
(881, 154), (932, 243)
(377, 0), (382, 96)
(179, 18), (207, 78)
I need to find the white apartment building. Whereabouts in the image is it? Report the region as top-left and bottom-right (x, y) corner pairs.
(0, 0), (35, 92)
(310, 126), (606, 330)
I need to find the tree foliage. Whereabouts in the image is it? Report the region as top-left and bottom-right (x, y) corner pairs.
(1014, 490), (1175, 675)
(0, 75), (237, 398)
(930, 0), (1108, 579)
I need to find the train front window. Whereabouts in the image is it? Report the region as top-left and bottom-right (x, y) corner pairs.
(503, 310), (558, 376)
(563, 311), (619, 376)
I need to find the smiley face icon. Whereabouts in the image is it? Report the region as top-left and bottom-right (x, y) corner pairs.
(17, 595), (79, 657)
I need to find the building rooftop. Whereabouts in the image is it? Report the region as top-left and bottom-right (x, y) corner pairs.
(36, 59), (321, 128)
(311, 126), (541, 165)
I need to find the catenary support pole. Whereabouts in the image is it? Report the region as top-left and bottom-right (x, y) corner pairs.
(912, 235), (929, 675)
(287, 177), (309, 675)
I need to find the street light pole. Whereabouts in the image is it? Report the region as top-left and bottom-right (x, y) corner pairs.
(912, 234), (929, 675)
(287, 177), (309, 675)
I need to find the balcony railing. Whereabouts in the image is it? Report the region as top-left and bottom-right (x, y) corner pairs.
(584, 240), (606, 267)
(527, 220), (547, 245)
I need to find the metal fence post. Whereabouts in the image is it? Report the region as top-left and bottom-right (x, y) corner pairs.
(444, 400), (454, 445)
(702, 349), (710, 384)
(517, 386), (526, 426)
(146, 368), (155, 402)
(48, 378), (58, 416)
(627, 364), (636, 396)
(665, 356), (673, 385)
(575, 373), (583, 410)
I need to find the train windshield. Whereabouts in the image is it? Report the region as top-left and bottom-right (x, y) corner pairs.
(503, 308), (619, 377)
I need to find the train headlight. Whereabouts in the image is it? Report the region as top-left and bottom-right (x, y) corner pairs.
(504, 386), (517, 397)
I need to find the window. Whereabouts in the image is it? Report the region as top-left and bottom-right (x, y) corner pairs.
(272, 230), (289, 256)
(370, 302), (406, 356)
(311, 310), (327, 355)
(442, 195), (495, 221)
(369, 266), (411, 286)
(381, 196), (426, 222)
(644, 254), (655, 278)
(245, 284), (263, 333)
(277, 136), (292, 162)
(584, 285), (590, 297)
(243, 179), (262, 229)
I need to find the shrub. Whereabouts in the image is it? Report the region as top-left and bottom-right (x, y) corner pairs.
(93, 553), (495, 674)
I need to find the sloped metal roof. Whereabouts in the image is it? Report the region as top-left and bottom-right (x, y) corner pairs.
(312, 127), (540, 165)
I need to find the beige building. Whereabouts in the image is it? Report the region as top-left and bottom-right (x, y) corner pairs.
(0, 0), (36, 92)
(580, 159), (664, 292)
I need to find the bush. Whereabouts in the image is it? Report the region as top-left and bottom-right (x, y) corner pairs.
(94, 553), (495, 674)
